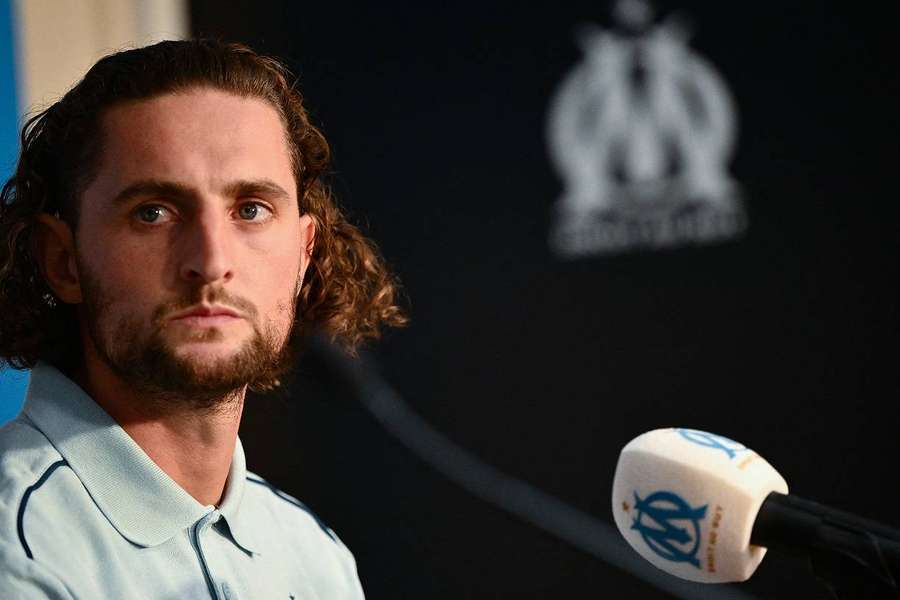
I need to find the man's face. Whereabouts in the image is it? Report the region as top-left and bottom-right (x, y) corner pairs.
(74, 87), (311, 404)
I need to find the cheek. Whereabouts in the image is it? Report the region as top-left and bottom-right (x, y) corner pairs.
(256, 260), (301, 312)
(107, 259), (163, 299)
(248, 253), (303, 326)
(80, 218), (153, 266)
(77, 240), (165, 311)
(245, 226), (305, 290)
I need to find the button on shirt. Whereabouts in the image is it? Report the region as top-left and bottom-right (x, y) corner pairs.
(0, 363), (365, 599)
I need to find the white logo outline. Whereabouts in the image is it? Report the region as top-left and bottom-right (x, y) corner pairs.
(548, 0), (747, 257)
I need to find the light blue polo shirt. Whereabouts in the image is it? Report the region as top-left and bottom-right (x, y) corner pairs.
(0, 362), (365, 599)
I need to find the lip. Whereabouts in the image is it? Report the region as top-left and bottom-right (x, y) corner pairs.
(170, 305), (243, 321)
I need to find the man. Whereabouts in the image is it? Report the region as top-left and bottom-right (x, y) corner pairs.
(0, 40), (405, 599)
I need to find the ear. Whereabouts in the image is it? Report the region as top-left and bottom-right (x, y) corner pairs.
(32, 213), (82, 304)
(298, 212), (316, 275)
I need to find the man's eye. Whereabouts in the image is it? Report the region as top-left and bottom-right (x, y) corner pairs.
(136, 205), (171, 223)
(237, 202), (273, 222)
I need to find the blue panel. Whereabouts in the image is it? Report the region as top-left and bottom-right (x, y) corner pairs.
(0, 0), (27, 425)
(0, 368), (28, 423)
(0, 0), (18, 175)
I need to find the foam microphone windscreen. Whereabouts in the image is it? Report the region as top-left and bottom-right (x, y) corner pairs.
(611, 428), (788, 583)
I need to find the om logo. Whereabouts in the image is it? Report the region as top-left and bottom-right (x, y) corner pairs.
(631, 490), (707, 568)
(675, 428), (748, 459)
(547, 0), (746, 257)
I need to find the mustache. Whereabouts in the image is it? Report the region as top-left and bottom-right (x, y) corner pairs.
(152, 287), (259, 322)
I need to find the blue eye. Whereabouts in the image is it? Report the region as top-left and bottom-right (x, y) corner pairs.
(137, 205), (167, 223)
(238, 204), (259, 220)
(237, 202), (273, 222)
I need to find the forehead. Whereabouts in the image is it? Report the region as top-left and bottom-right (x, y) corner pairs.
(89, 87), (295, 199)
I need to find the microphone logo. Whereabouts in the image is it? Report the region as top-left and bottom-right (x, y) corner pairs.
(631, 490), (708, 568)
(675, 428), (748, 460)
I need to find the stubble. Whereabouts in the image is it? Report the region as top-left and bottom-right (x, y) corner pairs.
(77, 259), (299, 413)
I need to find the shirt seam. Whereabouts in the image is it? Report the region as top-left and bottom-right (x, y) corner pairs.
(17, 458), (70, 559)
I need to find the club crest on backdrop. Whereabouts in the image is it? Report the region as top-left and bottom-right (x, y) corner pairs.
(547, 0), (747, 257)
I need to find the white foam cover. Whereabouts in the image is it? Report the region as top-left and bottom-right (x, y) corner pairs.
(611, 428), (788, 583)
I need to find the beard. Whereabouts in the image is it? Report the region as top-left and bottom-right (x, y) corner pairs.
(77, 261), (299, 412)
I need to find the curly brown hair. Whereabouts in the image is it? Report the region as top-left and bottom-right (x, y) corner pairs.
(0, 39), (406, 379)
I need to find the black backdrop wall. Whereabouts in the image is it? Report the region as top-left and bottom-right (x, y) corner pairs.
(191, 2), (898, 598)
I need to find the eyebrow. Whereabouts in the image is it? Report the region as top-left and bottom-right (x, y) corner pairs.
(223, 179), (293, 203)
(111, 178), (294, 206)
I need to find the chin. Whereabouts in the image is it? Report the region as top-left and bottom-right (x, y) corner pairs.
(172, 341), (246, 361)
(95, 315), (291, 401)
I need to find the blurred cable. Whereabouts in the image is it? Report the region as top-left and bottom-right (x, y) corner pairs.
(310, 336), (759, 600)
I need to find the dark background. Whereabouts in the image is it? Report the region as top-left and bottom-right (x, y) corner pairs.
(191, 2), (899, 598)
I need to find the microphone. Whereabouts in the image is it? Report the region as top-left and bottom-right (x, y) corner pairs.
(611, 428), (900, 592)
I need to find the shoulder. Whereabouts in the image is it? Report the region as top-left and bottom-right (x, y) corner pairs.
(243, 471), (338, 542)
(0, 414), (62, 475)
(0, 416), (72, 523)
(241, 471), (364, 596)
(0, 416), (77, 564)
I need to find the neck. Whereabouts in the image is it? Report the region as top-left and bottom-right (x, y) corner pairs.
(74, 355), (246, 508)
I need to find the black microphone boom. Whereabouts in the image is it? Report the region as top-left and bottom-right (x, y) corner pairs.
(752, 492), (900, 598)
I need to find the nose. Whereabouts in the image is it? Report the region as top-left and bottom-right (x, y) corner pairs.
(178, 209), (234, 285)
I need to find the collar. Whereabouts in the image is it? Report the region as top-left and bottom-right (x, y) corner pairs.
(23, 362), (258, 553)
(216, 434), (259, 553)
